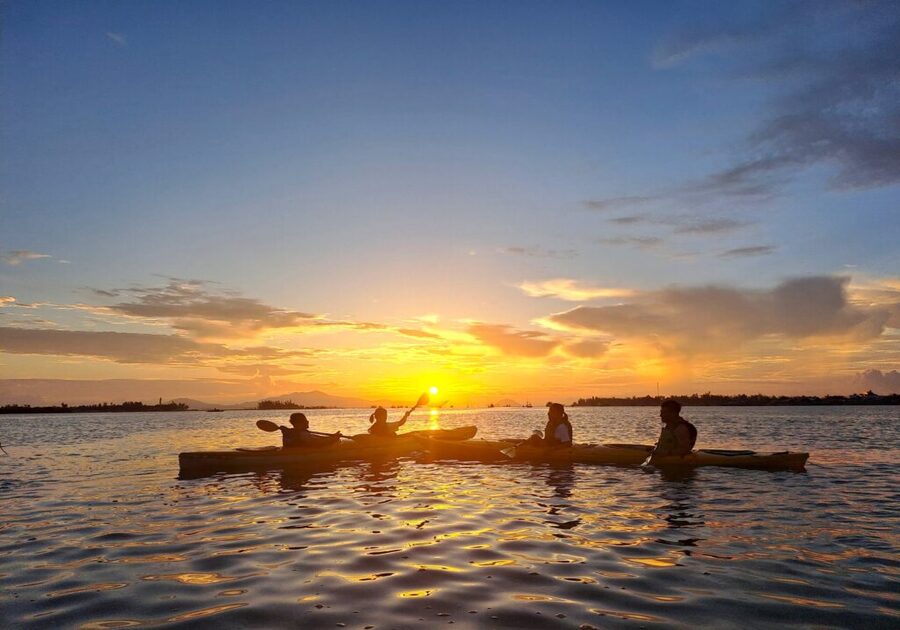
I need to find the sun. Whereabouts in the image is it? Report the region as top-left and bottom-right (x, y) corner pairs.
(429, 386), (439, 396)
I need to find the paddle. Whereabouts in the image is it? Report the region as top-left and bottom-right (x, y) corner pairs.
(255, 419), (345, 439)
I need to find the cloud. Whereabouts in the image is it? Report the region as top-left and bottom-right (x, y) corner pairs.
(98, 278), (319, 340)
(547, 276), (890, 355)
(0, 297), (15, 306)
(468, 323), (559, 357)
(106, 32), (127, 47)
(595, 3), (900, 208)
(718, 245), (777, 258)
(674, 218), (748, 235)
(2, 250), (52, 266)
(0, 326), (309, 365)
(563, 339), (609, 359)
(609, 215), (646, 225)
(583, 196), (658, 212)
(852, 369), (900, 394)
(517, 279), (636, 301)
(596, 236), (662, 250)
(498, 246), (578, 259)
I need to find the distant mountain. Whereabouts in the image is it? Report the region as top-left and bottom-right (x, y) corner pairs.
(174, 390), (372, 410)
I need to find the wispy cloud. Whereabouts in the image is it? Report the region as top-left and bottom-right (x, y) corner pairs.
(96, 278), (320, 340)
(106, 32), (127, 47)
(596, 236), (662, 250)
(595, 3), (900, 208)
(2, 250), (52, 266)
(718, 245), (776, 258)
(498, 246), (578, 259)
(583, 196), (658, 212)
(0, 326), (307, 365)
(674, 218), (748, 235)
(518, 278), (636, 301)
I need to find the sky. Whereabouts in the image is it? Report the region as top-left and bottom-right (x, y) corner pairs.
(1, 0), (899, 405)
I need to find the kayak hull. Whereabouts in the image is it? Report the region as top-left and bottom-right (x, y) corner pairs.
(178, 426), (476, 474)
(650, 449), (809, 471)
(421, 440), (808, 470)
(421, 439), (652, 465)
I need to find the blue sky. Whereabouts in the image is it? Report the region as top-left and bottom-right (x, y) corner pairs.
(1, 1), (899, 402)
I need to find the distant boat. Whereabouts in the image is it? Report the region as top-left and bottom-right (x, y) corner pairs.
(524, 402), (533, 408)
(206, 408), (224, 413)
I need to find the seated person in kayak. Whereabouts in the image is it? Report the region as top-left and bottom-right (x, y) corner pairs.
(522, 402), (573, 448)
(280, 413), (342, 449)
(368, 406), (411, 437)
(653, 399), (697, 457)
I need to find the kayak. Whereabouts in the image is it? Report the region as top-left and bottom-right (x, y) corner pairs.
(178, 426), (477, 474)
(419, 439), (651, 465)
(650, 448), (809, 471)
(420, 439), (808, 471)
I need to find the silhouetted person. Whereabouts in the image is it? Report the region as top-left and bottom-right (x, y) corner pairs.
(523, 402), (573, 448)
(367, 406), (410, 437)
(280, 412), (342, 449)
(653, 399), (697, 457)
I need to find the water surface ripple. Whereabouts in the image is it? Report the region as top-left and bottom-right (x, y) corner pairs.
(1, 407), (898, 628)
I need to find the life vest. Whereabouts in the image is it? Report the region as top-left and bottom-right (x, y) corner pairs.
(657, 418), (697, 453)
(545, 418), (573, 446)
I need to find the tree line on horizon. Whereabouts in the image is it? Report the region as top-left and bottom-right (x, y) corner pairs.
(0, 401), (190, 414)
(571, 391), (900, 407)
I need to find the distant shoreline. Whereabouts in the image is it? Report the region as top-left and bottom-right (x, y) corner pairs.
(571, 392), (900, 407)
(0, 403), (337, 415)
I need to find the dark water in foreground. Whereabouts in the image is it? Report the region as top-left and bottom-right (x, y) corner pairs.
(1, 406), (898, 629)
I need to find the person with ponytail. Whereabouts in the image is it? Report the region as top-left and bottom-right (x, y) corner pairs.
(367, 406), (411, 438)
(523, 403), (573, 448)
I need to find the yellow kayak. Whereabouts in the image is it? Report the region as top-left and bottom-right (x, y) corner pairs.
(179, 426), (477, 474)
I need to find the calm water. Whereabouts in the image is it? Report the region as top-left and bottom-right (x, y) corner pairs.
(1, 406), (898, 629)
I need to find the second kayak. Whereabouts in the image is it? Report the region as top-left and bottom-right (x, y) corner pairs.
(420, 439), (808, 471)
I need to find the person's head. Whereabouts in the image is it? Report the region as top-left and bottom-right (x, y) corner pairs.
(369, 406), (387, 424)
(660, 399), (681, 423)
(289, 412), (309, 429)
(548, 402), (567, 422)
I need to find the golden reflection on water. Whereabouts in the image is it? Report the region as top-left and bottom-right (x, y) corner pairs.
(165, 603), (249, 622)
(142, 572), (234, 585)
(397, 589), (436, 598)
(3, 406), (899, 629)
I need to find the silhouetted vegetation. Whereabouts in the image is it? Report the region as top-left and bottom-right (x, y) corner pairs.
(572, 391), (900, 407)
(257, 400), (328, 410)
(0, 401), (190, 414)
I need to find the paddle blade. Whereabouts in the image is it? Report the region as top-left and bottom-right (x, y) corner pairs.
(415, 392), (430, 408)
(499, 446), (516, 459)
(256, 419), (280, 432)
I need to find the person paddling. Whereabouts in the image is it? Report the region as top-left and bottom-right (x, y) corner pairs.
(280, 413), (342, 449)
(367, 406), (411, 437)
(523, 402), (573, 448)
(653, 399), (697, 457)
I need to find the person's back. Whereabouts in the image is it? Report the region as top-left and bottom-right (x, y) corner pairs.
(544, 403), (573, 447)
(654, 400), (696, 457)
(280, 413), (341, 449)
(367, 406), (408, 437)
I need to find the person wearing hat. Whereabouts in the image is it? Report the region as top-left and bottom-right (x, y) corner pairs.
(280, 412), (342, 449)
